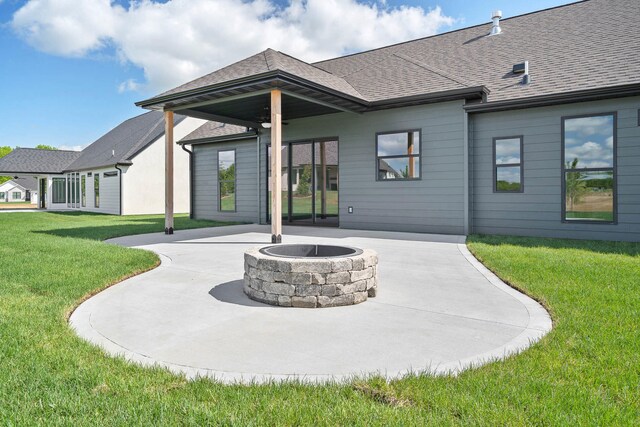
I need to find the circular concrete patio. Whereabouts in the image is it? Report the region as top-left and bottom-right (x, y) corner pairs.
(70, 224), (551, 384)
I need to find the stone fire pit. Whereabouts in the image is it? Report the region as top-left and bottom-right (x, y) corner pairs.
(243, 244), (378, 308)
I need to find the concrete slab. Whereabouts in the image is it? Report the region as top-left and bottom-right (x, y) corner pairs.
(70, 224), (552, 384)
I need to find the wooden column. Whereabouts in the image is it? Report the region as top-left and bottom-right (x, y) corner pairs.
(164, 111), (174, 235)
(270, 89), (282, 243)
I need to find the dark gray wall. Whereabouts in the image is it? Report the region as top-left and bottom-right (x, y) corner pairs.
(470, 96), (640, 241)
(192, 139), (260, 223)
(259, 100), (467, 234)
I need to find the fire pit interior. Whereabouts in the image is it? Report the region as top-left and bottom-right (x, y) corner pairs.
(244, 244), (378, 308)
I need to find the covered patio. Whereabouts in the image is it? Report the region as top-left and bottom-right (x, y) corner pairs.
(70, 224), (551, 384)
(137, 49), (371, 241)
(136, 48), (486, 238)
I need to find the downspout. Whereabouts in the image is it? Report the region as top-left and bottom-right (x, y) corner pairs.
(115, 164), (123, 216)
(181, 144), (194, 219)
(255, 130), (261, 224)
(463, 108), (470, 236)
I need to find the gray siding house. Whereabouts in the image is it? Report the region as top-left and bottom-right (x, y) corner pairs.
(139, 0), (640, 242)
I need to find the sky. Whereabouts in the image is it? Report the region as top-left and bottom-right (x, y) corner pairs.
(0, 0), (576, 151)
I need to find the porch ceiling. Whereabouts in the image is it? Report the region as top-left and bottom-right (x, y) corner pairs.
(174, 92), (344, 128)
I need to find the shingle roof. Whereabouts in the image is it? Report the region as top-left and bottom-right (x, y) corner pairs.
(144, 0), (640, 108)
(0, 148), (81, 174)
(180, 121), (249, 143)
(282, 145), (338, 167)
(65, 111), (186, 171)
(160, 49), (363, 100)
(0, 112), (186, 174)
(9, 177), (38, 191)
(314, 0), (640, 103)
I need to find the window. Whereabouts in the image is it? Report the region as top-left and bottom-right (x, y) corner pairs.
(52, 178), (66, 203)
(67, 174), (71, 207)
(562, 113), (615, 223)
(81, 175), (86, 207)
(94, 174), (100, 208)
(104, 171), (118, 177)
(12, 192), (21, 200)
(0, 192), (4, 200)
(75, 173), (80, 208)
(376, 130), (420, 180)
(218, 149), (236, 212)
(494, 136), (523, 192)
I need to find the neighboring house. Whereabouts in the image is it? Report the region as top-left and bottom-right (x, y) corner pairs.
(134, 0), (638, 242)
(0, 112), (204, 215)
(0, 177), (38, 204)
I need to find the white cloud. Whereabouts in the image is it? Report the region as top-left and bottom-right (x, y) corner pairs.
(57, 144), (87, 151)
(118, 78), (141, 93)
(11, 0), (454, 92)
(11, 0), (124, 57)
(605, 135), (613, 149)
(564, 116), (613, 136)
(565, 140), (613, 168)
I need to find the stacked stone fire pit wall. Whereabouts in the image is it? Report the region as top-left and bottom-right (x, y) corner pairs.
(243, 247), (378, 308)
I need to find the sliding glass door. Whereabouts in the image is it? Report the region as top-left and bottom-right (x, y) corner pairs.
(268, 138), (338, 226)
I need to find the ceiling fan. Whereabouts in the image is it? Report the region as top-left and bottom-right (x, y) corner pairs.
(257, 106), (288, 128)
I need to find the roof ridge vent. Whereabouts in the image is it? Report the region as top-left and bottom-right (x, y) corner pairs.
(489, 10), (502, 36)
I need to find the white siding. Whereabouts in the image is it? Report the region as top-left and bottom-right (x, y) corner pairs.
(121, 117), (204, 215)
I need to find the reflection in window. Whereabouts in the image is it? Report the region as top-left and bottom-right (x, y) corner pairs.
(563, 114), (615, 222)
(52, 178), (66, 204)
(81, 175), (86, 207)
(94, 174), (100, 208)
(494, 137), (523, 192)
(376, 130), (420, 180)
(218, 149), (236, 212)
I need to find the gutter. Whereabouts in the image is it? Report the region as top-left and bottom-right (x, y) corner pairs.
(255, 131), (261, 225)
(62, 160), (133, 174)
(181, 144), (194, 219)
(368, 86), (488, 111)
(179, 131), (258, 146)
(464, 83), (640, 113)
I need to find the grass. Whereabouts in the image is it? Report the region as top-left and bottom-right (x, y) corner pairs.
(1, 214), (639, 425)
(269, 190), (339, 218)
(566, 211), (614, 221)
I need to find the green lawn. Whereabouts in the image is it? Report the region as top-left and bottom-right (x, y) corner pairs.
(566, 211), (614, 221)
(1, 215), (639, 425)
(269, 190), (339, 219)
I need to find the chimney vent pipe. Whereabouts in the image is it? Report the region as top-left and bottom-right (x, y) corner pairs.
(489, 10), (502, 36)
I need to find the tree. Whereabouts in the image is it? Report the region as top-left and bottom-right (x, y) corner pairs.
(0, 146), (12, 185)
(35, 144), (57, 150)
(295, 165), (312, 197)
(219, 163), (235, 197)
(565, 158), (587, 211)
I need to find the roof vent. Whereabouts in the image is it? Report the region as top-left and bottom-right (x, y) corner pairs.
(489, 10), (502, 36)
(513, 61), (531, 85)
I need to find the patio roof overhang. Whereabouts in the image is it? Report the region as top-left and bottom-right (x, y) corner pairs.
(136, 71), (370, 128)
(136, 71), (489, 128)
(137, 73), (373, 241)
